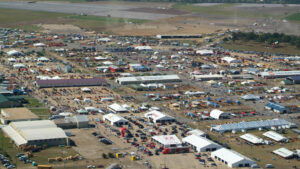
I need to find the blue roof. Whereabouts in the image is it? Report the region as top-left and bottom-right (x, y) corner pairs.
(265, 102), (289, 111)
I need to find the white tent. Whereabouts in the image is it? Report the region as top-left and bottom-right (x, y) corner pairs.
(7, 50), (24, 56)
(135, 46), (153, 51)
(263, 131), (288, 142)
(152, 135), (181, 148)
(108, 103), (129, 113)
(211, 148), (256, 168)
(8, 58), (16, 62)
(210, 109), (229, 119)
(240, 133), (264, 144)
(196, 49), (214, 56)
(187, 129), (206, 137)
(182, 135), (221, 152)
(144, 110), (175, 123)
(81, 87), (91, 92)
(273, 148), (294, 158)
(103, 113), (128, 126)
(37, 57), (49, 62)
(222, 57), (241, 63)
(33, 43), (46, 47)
(13, 63), (26, 69)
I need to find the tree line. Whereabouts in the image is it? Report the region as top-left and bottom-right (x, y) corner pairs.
(228, 32), (300, 48)
(86, 0), (300, 3)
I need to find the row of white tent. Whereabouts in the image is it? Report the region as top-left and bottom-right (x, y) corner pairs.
(240, 131), (288, 145)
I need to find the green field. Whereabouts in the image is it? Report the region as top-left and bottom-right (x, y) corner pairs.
(29, 108), (51, 119)
(285, 13), (300, 21)
(222, 40), (300, 55)
(24, 96), (44, 107)
(0, 8), (148, 32)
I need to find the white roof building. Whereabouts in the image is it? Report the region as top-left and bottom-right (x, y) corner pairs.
(182, 135), (221, 152)
(260, 71), (300, 78)
(144, 110), (175, 123)
(2, 120), (67, 147)
(240, 133), (264, 144)
(33, 43), (46, 47)
(108, 103), (129, 113)
(210, 109), (229, 120)
(116, 75), (181, 85)
(103, 113), (128, 126)
(7, 50), (24, 56)
(196, 49), (214, 55)
(135, 46), (153, 51)
(211, 148), (256, 168)
(263, 131), (288, 142)
(152, 135), (182, 148)
(273, 148), (294, 158)
(13, 63), (26, 69)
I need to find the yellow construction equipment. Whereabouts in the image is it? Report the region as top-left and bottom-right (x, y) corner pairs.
(37, 165), (53, 169)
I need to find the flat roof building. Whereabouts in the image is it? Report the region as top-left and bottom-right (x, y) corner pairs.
(1, 108), (39, 124)
(260, 71), (300, 79)
(273, 148), (294, 158)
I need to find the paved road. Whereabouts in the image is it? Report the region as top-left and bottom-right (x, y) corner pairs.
(0, 1), (178, 20)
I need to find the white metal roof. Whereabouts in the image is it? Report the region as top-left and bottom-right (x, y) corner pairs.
(103, 113), (128, 124)
(2, 126), (27, 146)
(152, 135), (182, 146)
(211, 148), (255, 165)
(240, 133), (264, 144)
(117, 75), (180, 83)
(263, 131), (288, 142)
(260, 71), (300, 77)
(11, 120), (57, 131)
(273, 147), (294, 158)
(135, 46), (152, 50)
(182, 135), (221, 149)
(187, 129), (206, 137)
(144, 110), (175, 122)
(196, 49), (214, 55)
(21, 128), (67, 141)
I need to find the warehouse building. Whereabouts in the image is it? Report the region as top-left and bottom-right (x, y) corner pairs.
(191, 74), (223, 81)
(286, 76), (300, 84)
(240, 133), (264, 145)
(182, 135), (222, 152)
(144, 110), (176, 123)
(35, 77), (107, 88)
(211, 119), (295, 133)
(103, 113), (128, 126)
(2, 120), (67, 147)
(128, 64), (150, 72)
(211, 148), (256, 168)
(0, 108), (39, 124)
(263, 131), (288, 142)
(265, 102), (290, 114)
(260, 71), (300, 79)
(156, 34), (202, 39)
(116, 75), (181, 85)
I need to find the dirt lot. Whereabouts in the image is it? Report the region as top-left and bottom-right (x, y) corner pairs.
(41, 24), (84, 34)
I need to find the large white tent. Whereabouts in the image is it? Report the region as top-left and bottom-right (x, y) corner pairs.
(108, 103), (129, 113)
(182, 135), (221, 152)
(211, 148), (256, 168)
(144, 110), (175, 123)
(263, 131), (288, 142)
(210, 109), (229, 120)
(273, 148), (294, 158)
(103, 113), (128, 126)
(240, 133), (264, 144)
(152, 135), (182, 148)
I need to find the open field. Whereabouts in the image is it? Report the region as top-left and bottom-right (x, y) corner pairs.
(286, 13), (300, 22)
(222, 40), (300, 55)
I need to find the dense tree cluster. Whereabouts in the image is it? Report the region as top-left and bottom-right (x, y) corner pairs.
(230, 32), (300, 48)
(86, 0), (300, 3)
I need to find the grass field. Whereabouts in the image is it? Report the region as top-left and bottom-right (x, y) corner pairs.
(285, 12), (300, 21)
(24, 96), (44, 107)
(222, 40), (300, 55)
(29, 108), (51, 119)
(67, 15), (148, 24)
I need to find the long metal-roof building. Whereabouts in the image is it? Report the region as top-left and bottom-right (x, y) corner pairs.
(260, 71), (300, 79)
(35, 77), (107, 88)
(2, 120), (67, 147)
(116, 75), (181, 85)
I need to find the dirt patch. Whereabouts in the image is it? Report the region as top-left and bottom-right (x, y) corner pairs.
(126, 7), (188, 15)
(41, 24), (84, 34)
